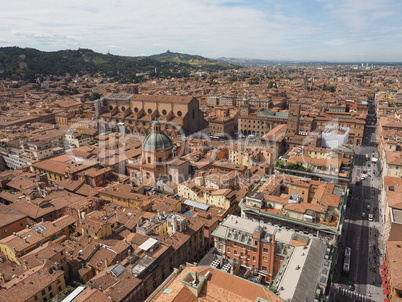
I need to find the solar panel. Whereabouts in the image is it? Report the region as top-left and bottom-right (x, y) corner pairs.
(109, 264), (125, 277)
(35, 226), (46, 233)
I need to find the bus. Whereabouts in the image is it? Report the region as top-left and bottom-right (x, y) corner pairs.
(343, 247), (351, 274)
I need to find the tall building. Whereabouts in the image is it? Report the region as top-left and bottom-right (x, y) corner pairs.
(287, 103), (301, 133)
(98, 89), (207, 136)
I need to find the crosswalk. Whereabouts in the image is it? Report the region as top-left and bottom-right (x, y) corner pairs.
(338, 287), (370, 301)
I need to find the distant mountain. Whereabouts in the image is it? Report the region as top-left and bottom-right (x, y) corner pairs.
(217, 57), (285, 67)
(148, 50), (237, 70)
(0, 47), (238, 82)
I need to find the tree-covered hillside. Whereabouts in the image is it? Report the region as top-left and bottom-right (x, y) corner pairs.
(0, 47), (238, 83)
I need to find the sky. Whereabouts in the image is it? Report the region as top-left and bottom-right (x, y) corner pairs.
(1, 0), (402, 62)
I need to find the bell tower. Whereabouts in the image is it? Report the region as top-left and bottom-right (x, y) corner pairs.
(287, 103), (301, 133)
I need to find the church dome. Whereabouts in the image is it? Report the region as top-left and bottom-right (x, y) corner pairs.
(143, 132), (173, 151)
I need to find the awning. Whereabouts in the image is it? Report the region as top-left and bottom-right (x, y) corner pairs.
(383, 283), (388, 289)
(381, 270), (386, 275)
(383, 289), (389, 295)
(381, 264), (386, 269)
(382, 276), (387, 282)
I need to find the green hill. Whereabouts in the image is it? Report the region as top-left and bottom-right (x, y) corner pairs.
(0, 47), (238, 83)
(149, 50), (235, 70)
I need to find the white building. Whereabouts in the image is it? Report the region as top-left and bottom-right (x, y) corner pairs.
(321, 126), (349, 149)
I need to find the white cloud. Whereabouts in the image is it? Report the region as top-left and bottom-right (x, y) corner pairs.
(325, 39), (346, 46)
(0, 0), (400, 61)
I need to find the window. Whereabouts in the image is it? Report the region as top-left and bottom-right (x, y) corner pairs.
(263, 248), (268, 253)
(121, 106), (126, 112)
(41, 290), (46, 296)
(234, 250), (237, 255)
(234, 242), (237, 247)
(253, 256), (256, 262)
(3, 229), (7, 234)
(146, 172), (150, 179)
(148, 108), (152, 114)
(148, 157), (151, 163)
(247, 255), (250, 260)
(262, 266), (267, 272)
(109, 105), (113, 111)
(227, 248), (230, 253)
(162, 109), (167, 115)
(158, 157), (162, 163)
(134, 107), (139, 113)
(177, 111), (182, 117)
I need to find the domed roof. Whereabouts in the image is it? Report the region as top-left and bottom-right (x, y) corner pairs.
(143, 132), (173, 150)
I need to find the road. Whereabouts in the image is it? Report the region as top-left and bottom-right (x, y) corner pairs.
(330, 100), (386, 302)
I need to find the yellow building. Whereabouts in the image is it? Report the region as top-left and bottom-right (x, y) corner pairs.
(0, 261), (66, 302)
(98, 183), (151, 210)
(32, 157), (97, 184)
(0, 215), (76, 263)
(385, 151), (402, 178)
(178, 181), (236, 211)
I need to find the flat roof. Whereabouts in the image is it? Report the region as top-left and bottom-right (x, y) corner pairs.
(184, 199), (210, 211)
(61, 286), (86, 302)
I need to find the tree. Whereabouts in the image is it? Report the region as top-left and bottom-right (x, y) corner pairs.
(267, 81), (275, 89)
(89, 92), (101, 101)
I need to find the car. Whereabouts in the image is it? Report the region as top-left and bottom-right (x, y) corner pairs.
(368, 214), (374, 221)
(349, 283), (356, 291)
(362, 212), (366, 218)
(367, 204), (371, 210)
(345, 247), (351, 258)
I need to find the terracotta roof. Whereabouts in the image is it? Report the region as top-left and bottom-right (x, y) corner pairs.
(154, 266), (283, 302)
(0, 261), (64, 302)
(385, 241), (402, 293)
(0, 204), (27, 229)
